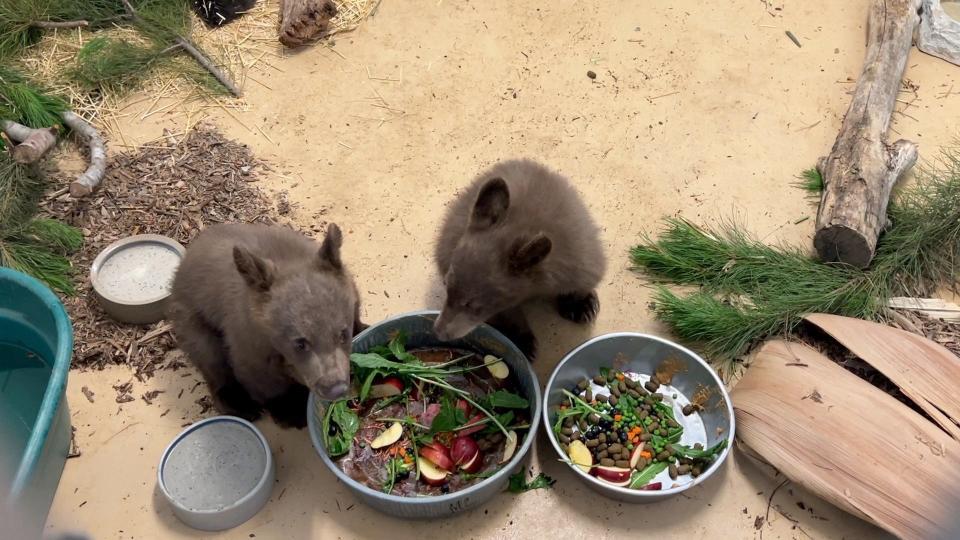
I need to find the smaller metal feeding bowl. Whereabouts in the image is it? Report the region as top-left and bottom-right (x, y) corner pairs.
(157, 416), (275, 531)
(543, 333), (735, 503)
(89, 234), (185, 325)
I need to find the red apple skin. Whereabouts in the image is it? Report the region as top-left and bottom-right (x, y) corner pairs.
(456, 399), (472, 418)
(450, 436), (480, 466)
(640, 482), (662, 491)
(590, 466), (632, 483)
(460, 451), (484, 473)
(458, 414), (487, 436)
(369, 376), (404, 398)
(419, 445), (455, 471)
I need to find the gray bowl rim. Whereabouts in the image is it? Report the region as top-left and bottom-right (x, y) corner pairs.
(90, 233), (186, 306)
(157, 415), (274, 516)
(542, 331), (736, 498)
(307, 309), (543, 508)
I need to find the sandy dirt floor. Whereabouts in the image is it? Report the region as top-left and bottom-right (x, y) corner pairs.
(43, 0), (960, 538)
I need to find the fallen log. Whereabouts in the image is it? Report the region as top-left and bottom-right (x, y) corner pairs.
(814, 0), (921, 268)
(917, 0), (960, 66)
(279, 0), (338, 48)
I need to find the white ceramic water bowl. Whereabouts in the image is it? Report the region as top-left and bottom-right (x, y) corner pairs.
(89, 234), (185, 324)
(157, 416), (275, 531)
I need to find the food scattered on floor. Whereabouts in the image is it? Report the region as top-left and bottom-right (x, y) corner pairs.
(325, 334), (530, 495)
(554, 366), (726, 490)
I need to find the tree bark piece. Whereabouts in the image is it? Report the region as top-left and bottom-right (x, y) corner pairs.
(917, 0), (960, 66)
(60, 112), (106, 198)
(814, 0), (921, 268)
(279, 0), (338, 48)
(32, 20), (89, 29)
(1, 120), (58, 164)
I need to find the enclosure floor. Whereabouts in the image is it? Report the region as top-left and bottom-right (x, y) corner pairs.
(46, 0), (960, 537)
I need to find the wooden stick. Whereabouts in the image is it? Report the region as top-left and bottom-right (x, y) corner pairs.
(174, 37), (242, 97)
(32, 20), (89, 29)
(60, 112), (107, 198)
(0, 120), (58, 163)
(813, 0), (921, 268)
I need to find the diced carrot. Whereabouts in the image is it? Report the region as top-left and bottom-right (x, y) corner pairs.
(640, 450), (653, 459)
(398, 447), (406, 457)
(614, 414), (622, 422)
(615, 373), (625, 381)
(632, 436), (639, 444)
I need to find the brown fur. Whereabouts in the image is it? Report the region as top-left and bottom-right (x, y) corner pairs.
(168, 223), (365, 428)
(434, 159), (606, 358)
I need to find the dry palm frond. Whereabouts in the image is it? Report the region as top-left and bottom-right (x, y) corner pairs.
(733, 339), (960, 540)
(805, 313), (960, 440)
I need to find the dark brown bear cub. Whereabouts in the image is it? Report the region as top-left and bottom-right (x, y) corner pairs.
(169, 223), (365, 428)
(434, 159), (606, 359)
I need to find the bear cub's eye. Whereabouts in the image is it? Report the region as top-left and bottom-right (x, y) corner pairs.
(294, 338), (310, 352)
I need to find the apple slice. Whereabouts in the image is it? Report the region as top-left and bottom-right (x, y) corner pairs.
(370, 422), (403, 449)
(459, 414), (487, 436)
(591, 465), (632, 484)
(450, 436), (480, 466)
(483, 355), (509, 379)
(369, 376), (403, 398)
(640, 482), (662, 491)
(417, 457), (450, 486)
(456, 398), (473, 419)
(567, 440), (592, 473)
(419, 444), (455, 471)
(461, 451), (484, 473)
(498, 430), (518, 464)
(629, 442), (646, 469)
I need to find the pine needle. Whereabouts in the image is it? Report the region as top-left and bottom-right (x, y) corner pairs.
(631, 146), (960, 373)
(0, 218), (82, 294)
(0, 65), (68, 128)
(0, 153), (45, 228)
(796, 167), (823, 193)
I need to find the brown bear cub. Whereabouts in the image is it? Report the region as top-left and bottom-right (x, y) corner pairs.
(434, 159), (606, 359)
(169, 223), (366, 428)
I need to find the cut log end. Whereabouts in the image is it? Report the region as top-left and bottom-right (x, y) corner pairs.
(69, 182), (94, 198)
(814, 225), (874, 268)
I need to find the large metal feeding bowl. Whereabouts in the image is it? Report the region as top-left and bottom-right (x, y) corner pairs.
(543, 333), (734, 503)
(307, 310), (542, 519)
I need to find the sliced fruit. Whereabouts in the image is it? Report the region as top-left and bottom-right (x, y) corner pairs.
(483, 355), (510, 379)
(370, 422), (403, 449)
(640, 482), (662, 491)
(461, 451), (484, 473)
(629, 442), (646, 469)
(595, 475), (631, 487)
(456, 398), (472, 418)
(417, 456), (449, 486)
(421, 402), (442, 427)
(459, 414), (487, 436)
(591, 465), (632, 484)
(499, 430), (518, 464)
(567, 440), (592, 473)
(369, 376), (404, 398)
(419, 444), (455, 471)
(450, 436), (480, 466)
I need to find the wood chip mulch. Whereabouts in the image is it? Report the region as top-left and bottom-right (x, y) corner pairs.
(42, 125), (285, 381)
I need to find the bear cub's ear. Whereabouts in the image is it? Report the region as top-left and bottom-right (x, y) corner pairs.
(318, 223), (343, 271)
(233, 246), (275, 292)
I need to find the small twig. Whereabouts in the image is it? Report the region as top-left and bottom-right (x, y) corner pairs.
(647, 90), (680, 101)
(32, 20), (89, 29)
(175, 37), (242, 97)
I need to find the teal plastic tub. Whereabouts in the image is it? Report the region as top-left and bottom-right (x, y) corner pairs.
(0, 268), (73, 537)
